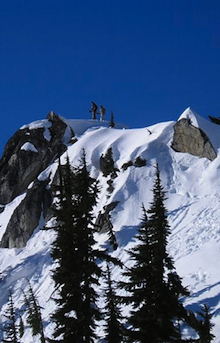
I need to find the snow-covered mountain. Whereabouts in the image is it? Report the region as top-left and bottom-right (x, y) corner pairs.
(0, 107), (220, 342)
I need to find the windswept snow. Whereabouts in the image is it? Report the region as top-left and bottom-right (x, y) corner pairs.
(21, 142), (38, 153)
(20, 119), (52, 131)
(0, 109), (220, 342)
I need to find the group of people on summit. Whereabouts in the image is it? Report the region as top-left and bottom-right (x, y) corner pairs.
(90, 102), (106, 121)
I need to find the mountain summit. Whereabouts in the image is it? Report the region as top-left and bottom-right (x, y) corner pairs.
(0, 109), (219, 341)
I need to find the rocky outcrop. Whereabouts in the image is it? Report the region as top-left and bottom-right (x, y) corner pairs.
(0, 112), (68, 248)
(95, 201), (119, 234)
(95, 201), (119, 250)
(100, 148), (119, 178)
(171, 118), (217, 161)
(0, 112), (67, 205)
(1, 178), (52, 249)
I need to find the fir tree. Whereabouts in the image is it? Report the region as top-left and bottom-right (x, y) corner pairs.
(110, 111), (115, 128)
(51, 151), (105, 342)
(196, 304), (215, 343)
(106, 219), (118, 251)
(23, 281), (45, 343)
(103, 264), (125, 343)
(2, 290), (20, 343)
(119, 165), (190, 342)
(18, 317), (24, 340)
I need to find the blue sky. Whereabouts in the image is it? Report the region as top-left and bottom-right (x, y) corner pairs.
(0, 0), (220, 154)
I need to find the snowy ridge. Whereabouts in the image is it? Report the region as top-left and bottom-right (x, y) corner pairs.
(0, 109), (220, 341)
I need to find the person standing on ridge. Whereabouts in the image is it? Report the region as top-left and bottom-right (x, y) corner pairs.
(90, 102), (98, 119)
(99, 105), (106, 121)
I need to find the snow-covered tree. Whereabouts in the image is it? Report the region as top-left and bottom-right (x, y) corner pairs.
(120, 165), (190, 342)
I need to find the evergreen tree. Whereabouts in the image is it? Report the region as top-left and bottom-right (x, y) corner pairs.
(2, 290), (20, 343)
(196, 304), (215, 343)
(119, 165), (190, 342)
(110, 111), (115, 128)
(18, 317), (24, 340)
(103, 264), (125, 343)
(106, 218), (118, 251)
(51, 151), (104, 342)
(23, 281), (45, 343)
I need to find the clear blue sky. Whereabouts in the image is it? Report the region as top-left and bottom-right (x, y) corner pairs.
(0, 0), (220, 154)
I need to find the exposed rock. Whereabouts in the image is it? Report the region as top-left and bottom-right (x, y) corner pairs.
(100, 148), (119, 178)
(95, 201), (119, 250)
(171, 118), (217, 161)
(121, 160), (133, 171)
(134, 156), (147, 167)
(1, 178), (52, 249)
(95, 201), (119, 234)
(0, 112), (67, 248)
(0, 113), (67, 205)
(121, 156), (146, 171)
(106, 179), (114, 194)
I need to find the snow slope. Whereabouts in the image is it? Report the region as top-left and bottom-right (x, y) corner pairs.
(0, 108), (220, 342)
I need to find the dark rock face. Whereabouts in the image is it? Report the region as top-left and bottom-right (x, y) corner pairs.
(100, 148), (119, 178)
(0, 113), (67, 205)
(134, 156), (146, 167)
(0, 112), (68, 248)
(95, 201), (119, 233)
(1, 178), (52, 249)
(171, 118), (217, 161)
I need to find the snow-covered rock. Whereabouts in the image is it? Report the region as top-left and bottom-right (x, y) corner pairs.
(20, 142), (38, 153)
(171, 107), (218, 160)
